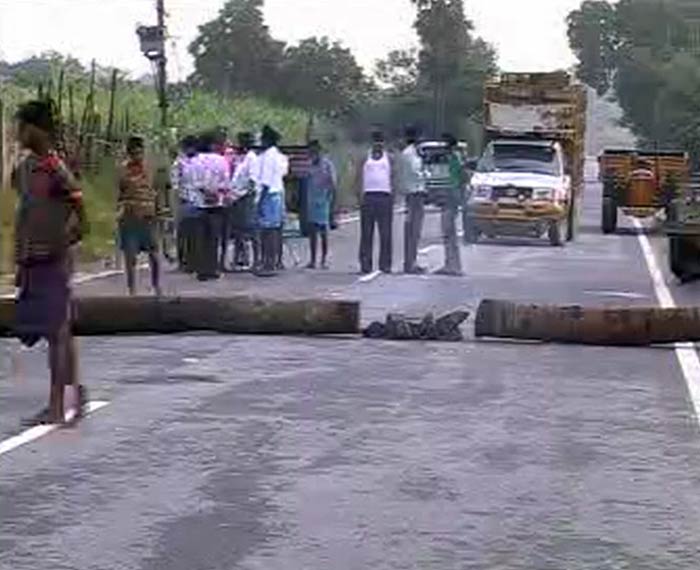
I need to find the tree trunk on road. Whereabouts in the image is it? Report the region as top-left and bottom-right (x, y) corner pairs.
(475, 298), (700, 346)
(0, 297), (360, 337)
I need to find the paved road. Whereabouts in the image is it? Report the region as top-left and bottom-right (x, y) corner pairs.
(2, 176), (700, 570)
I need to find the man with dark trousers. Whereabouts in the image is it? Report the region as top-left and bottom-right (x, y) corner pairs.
(190, 132), (230, 281)
(358, 131), (396, 274)
(400, 126), (427, 274)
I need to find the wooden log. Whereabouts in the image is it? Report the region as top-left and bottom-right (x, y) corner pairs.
(475, 298), (700, 346)
(0, 297), (360, 337)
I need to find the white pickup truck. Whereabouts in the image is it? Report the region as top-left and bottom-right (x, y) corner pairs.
(468, 138), (571, 245)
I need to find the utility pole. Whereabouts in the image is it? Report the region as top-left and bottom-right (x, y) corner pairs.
(156, 0), (168, 129)
(137, 1), (168, 128)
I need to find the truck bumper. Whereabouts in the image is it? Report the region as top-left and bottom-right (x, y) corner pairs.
(467, 202), (567, 236)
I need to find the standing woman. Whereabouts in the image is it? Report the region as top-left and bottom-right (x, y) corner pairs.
(305, 140), (337, 269)
(13, 100), (88, 425)
(117, 135), (162, 296)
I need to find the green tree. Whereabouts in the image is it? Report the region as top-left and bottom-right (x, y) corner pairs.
(189, 0), (284, 97)
(566, 0), (619, 94)
(365, 0), (496, 140)
(567, 0), (700, 150)
(279, 37), (371, 117)
(375, 49), (420, 95)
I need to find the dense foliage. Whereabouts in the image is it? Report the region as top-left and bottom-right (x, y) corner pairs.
(368, 0), (497, 144)
(567, 0), (700, 155)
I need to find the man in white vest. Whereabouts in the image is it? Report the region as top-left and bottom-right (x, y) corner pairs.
(358, 131), (396, 274)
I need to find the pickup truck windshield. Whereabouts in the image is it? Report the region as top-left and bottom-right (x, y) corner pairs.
(477, 143), (561, 176)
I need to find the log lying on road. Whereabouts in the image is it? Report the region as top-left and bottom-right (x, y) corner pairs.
(0, 296), (360, 337)
(475, 298), (700, 346)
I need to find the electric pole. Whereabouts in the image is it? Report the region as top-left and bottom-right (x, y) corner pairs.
(137, 1), (168, 129)
(156, 0), (168, 129)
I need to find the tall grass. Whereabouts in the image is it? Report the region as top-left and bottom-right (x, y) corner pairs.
(1, 75), (311, 264)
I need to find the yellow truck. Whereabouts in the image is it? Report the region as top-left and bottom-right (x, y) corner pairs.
(465, 72), (587, 246)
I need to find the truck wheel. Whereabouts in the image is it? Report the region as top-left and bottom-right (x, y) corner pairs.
(669, 236), (691, 281)
(548, 220), (565, 247)
(602, 197), (617, 234)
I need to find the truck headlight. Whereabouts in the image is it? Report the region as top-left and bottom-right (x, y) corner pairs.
(472, 185), (493, 200)
(533, 188), (554, 200)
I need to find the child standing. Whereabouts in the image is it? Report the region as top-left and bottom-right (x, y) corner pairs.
(117, 136), (162, 296)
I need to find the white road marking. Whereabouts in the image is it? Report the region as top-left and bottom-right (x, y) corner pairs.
(356, 270), (382, 284)
(633, 219), (700, 422)
(73, 270), (123, 284)
(0, 401), (110, 458)
(583, 290), (649, 300)
(338, 214), (360, 225)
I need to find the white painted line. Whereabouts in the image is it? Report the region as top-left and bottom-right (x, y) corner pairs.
(0, 400), (110, 458)
(583, 290), (649, 300)
(73, 270), (122, 285)
(338, 206), (407, 227)
(356, 270), (382, 284)
(419, 244), (440, 255)
(633, 218), (700, 422)
(338, 214), (360, 225)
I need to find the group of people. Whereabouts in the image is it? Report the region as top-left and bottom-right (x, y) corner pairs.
(357, 128), (465, 276)
(117, 123), (467, 295)
(9, 95), (466, 425)
(120, 125), (342, 295)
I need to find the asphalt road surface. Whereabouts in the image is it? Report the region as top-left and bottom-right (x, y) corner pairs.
(2, 172), (700, 570)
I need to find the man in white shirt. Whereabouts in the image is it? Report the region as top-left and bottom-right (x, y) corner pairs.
(172, 135), (199, 273)
(229, 132), (259, 270)
(255, 125), (289, 276)
(400, 126), (427, 274)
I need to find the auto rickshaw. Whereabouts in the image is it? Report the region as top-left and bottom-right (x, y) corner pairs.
(599, 149), (689, 234)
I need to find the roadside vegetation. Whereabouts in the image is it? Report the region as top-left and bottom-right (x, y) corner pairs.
(1, 0), (498, 267)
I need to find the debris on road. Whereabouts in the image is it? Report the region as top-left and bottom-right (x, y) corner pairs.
(363, 310), (469, 341)
(475, 298), (700, 346)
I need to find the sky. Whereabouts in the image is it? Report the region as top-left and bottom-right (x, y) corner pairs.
(0, 0), (583, 81)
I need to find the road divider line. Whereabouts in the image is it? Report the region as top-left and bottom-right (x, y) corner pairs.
(0, 401), (110, 458)
(633, 219), (700, 422)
